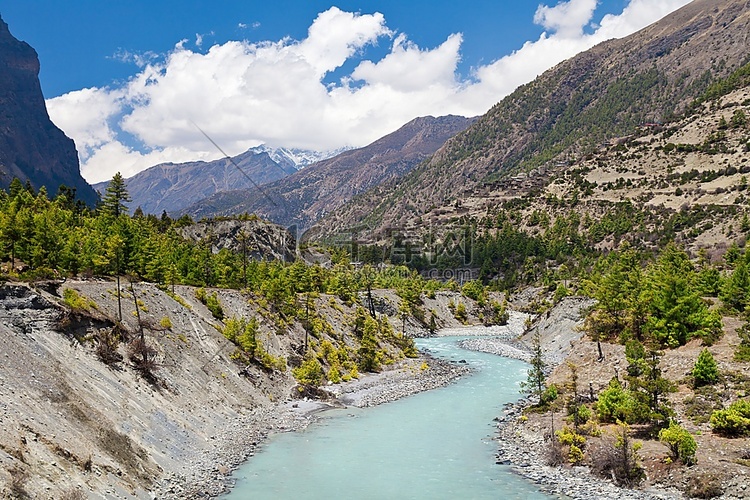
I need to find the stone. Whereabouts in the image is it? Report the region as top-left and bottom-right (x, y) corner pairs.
(0, 16), (97, 205)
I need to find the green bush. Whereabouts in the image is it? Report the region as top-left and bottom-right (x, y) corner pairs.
(63, 288), (97, 311)
(710, 399), (750, 436)
(292, 358), (324, 386)
(658, 421), (697, 465)
(196, 288), (224, 320)
(735, 324), (750, 362)
(255, 345), (286, 371)
(486, 299), (509, 326)
(568, 403), (592, 428)
(327, 365), (342, 384)
(454, 302), (468, 323)
(596, 378), (639, 424)
(223, 316), (258, 353)
(461, 280), (487, 306)
(556, 426), (586, 465)
(159, 316), (173, 329)
(540, 384), (559, 405)
(692, 348), (719, 387)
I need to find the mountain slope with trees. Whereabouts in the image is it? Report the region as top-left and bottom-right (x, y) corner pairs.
(315, 0), (750, 241)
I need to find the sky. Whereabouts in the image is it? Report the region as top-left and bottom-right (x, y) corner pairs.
(0, 0), (692, 183)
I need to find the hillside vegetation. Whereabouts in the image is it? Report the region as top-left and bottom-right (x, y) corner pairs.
(315, 0), (750, 245)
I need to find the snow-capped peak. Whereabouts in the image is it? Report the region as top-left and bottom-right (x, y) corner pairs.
(250, 145), (351, 170)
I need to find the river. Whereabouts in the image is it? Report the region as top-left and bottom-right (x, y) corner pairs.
(225, 335), (551, 499)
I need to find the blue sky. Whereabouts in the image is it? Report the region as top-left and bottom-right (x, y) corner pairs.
(0, 1), (691, 182)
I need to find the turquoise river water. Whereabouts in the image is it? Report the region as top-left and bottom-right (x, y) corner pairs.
(225, 336), (552, 499)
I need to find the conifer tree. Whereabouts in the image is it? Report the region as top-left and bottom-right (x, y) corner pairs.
(101, 172), (131, 217)
(692, 348), (719, 387)
(521, 332), (547, 402)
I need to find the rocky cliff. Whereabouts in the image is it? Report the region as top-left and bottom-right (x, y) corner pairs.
(0, 15), (97, 205)
(177, 217), (297, 262)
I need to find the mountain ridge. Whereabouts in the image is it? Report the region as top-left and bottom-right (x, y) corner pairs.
(93, 145), (350, 215)
(180, 114), (476, 230)
(312, 0), (750, 241)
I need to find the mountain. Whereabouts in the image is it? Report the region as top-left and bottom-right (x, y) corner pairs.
(0, 15), (97, 205)
(93, 148), (297, 215)
(251, 145), (352, 171)
(179, 115), (476, 230)
(93, 145), (346, 215)
(312, 0), (750, 242)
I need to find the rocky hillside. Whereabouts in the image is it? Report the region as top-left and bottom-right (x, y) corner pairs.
(177, 217), (297, 262)
(93, 148), (298, 216)
(0, 15), (97, 206)
(180, 115), (475, 231)
(314, 0), (750, 243)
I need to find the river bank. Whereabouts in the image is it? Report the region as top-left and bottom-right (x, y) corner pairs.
(458, 297), (687, 500)
(154, 354), (471, 499)
(460, 335), (682, 499)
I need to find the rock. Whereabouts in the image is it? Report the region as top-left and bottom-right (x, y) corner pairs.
(0, 15), (97, 205)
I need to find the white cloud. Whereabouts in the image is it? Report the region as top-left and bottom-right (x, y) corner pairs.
(47, 2), (693, 184)
(534, 0), (599, 38)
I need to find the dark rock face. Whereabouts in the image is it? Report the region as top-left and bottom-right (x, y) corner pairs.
(0, 15), (97, 205)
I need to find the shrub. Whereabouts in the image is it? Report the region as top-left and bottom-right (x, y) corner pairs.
(293, 358), (324, 386)
(567, 403), (592, 429)
(195, 288), (224, 320)
(454, 302), (468, 323)
(710, 399), (750, 436)
(545, 435), (566, 466)
(95, 328), (123, 366)
(63, 288), (96, 311)
(485, 299), (509, 326)
(684, 395), (719, 425)
(735, 323), (750, 362)
(255, 345), (286, 371)
(659, 421), (697, 465)
(556, 426), (586, 465)
(223, 316), (258, 353)
(461, 280), (486, 305)
(159, 316), (173, 329)
(589, 423), (645, 487)
(128, 337), (158, 381)
(692, 348), (719, 387)
(327, 365), (342, 384)
(596, 378), (638, 423)
(540, 384), (559, 406)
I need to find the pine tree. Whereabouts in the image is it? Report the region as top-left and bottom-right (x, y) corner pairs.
(101, 172), (131, 217)
(521, 332), (547, 403)
(692, 348), (719, 387)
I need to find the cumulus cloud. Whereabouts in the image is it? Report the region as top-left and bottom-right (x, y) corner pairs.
(47, 2), (693, 183)
(534, 0), (599, 38)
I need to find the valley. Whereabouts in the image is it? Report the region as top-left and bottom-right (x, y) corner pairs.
(2, 0), (750, 499)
